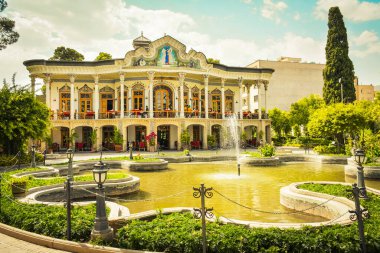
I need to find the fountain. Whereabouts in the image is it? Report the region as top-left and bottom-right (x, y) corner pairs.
(227, 114), (241, 176)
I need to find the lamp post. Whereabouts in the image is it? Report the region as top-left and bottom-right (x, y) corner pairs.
(31, 144), (36, 168)
(354, 149), (368, 199)
(65, 148), (74, 240)
(91, 159), (114, 242)
(129, 142), (133, 160)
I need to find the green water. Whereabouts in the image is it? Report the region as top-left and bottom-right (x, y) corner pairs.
(116, 162), (380, 223)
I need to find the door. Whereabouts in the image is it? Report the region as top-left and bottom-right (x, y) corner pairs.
(157, 125), (170, 150)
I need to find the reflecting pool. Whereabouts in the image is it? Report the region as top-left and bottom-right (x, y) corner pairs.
(116, 162), (380, 223)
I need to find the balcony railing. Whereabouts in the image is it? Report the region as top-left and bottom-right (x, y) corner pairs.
(51, 109), (269, 120)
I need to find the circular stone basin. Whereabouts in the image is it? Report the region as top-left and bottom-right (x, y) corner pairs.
(128, 159), (168, 171)
(239, 156), (281, 166)
(345, 158), (380, 179)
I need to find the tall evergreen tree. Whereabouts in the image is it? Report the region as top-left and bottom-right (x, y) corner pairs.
(323, 7), (355, 104)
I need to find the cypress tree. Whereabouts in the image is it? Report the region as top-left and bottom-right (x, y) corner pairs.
(323, 7), (355, 104)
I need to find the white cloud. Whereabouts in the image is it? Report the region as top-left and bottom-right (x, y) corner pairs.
(0, 0), (326, 87)
(293, 12), (301, 21)
(314, 0), (380, 22)
(261, 0), (288, 24)
(242, 0), (253, 4)
(352, 30), (380, 57)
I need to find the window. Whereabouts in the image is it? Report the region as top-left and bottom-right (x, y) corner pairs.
(79, 92), (92, 112)
(60, 92), (70, 111)
(225, 95), (233, 112)
(192, 92), (199, 110)
(100, 93), (114, 111)
(212, 95), (221, 112)
(133, 90), (144, 110)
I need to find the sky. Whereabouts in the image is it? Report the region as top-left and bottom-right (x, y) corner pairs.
(1, 0), (380, 90)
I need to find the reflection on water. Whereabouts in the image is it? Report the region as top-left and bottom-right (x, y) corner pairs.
(115, 161), (380, 223)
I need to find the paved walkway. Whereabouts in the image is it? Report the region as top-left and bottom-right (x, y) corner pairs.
(0, 232), (68, 253)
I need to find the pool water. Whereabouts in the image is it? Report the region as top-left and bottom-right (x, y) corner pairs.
(116, 161), (380, 223)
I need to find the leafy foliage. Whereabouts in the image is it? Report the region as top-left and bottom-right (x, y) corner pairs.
(0, 83), (50, 154)
(95, 52), (112, 61)
(323, 7), (355, 104)
(307, 103), (366, 148)
(112, 128), (123, 145)
(259, 144), (276, 157)
(207, 58), (220, 64)
(180, 129), (190, 149)
(268, 108), (291, 138)
(0, 0), (19, 51)
(49, 46), (84, 61)
(289, 94), (325, 132)
(0, 169), (96, 241)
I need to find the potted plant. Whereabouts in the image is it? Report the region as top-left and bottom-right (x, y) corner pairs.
(89, 128), (98, 152)
(146, 132), (157, 152)
(44, 135), (53, 154)
(10, 177), (28, 196)
(207, 135), (216, 150)
(112, 129), (124, 152)
(180, 129), (190, 150)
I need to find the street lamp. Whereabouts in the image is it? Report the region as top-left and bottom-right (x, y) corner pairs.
(129, 142), (133, 160)
(31, 144), (36, 168)
(91, 160), (114, 242)
(354, 148), (368, 199)
(65, 148), (74, 240)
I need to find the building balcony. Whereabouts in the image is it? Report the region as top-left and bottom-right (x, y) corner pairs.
(50, 109), (269, 121)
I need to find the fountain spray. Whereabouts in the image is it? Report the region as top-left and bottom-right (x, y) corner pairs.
(227, 114), (241, 176)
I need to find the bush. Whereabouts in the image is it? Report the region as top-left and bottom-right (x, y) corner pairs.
(259, 144), (275, 157)
(0, 152), (43, 166)
(313, 145), (337, 154)
(0, 169), (96, 241)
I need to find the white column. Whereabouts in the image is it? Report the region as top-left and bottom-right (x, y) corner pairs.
(179, 72), (185, 118)
(69, 75), (75, 120)
(198, 92), (202, 118)
(174, 87), (179, 117)
(204, 75), (209, 119)
(44, 74), (51, 108)
(248, 84), (253, 112)
(30, 75), (36, 96)
(188, 86), (192, 108)
(264, 81), (268, 117)
(120, 73), (125, 118)
(148, 71), (154, 118)
(238, 77), (243, 119)
(221, 78), (225, 119)
(128, 86), (132, 116)
(114, 88), (118, 111)
(94, 75), (99, 119)
(257, 81), (262, 119)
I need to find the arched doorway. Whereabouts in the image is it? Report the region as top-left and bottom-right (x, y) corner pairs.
(102, 125), (115, 151)
(157, 124), (178, 150)
(126, 125), (147, 150)
(73, 126), (93, 151)
(244, 125), (258, 147)
(187, 124), (204, 149)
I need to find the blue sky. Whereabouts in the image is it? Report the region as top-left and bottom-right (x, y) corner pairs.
(1, 0), (380, 86)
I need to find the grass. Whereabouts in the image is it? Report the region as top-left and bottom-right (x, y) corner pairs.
(364, 163), (380, 167)
(319, 153), (349, 157)
(5, 167), (129, 190)
(243, 151), (262, 158)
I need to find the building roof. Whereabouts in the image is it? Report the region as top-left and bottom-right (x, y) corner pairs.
(133, 32), (151, 43)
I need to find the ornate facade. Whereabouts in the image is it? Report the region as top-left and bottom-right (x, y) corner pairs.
(24, 34), (274, 151)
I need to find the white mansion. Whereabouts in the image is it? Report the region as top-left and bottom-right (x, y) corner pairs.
(24, 34), (274, 151)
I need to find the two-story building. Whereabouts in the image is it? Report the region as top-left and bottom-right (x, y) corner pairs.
(24, 34), (274, 151)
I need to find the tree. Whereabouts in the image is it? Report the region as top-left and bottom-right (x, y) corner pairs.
(207, 58), (220, 64)
(49, 46), (84, 61)
(0, 0), (19, 51)
(0, 80), (50, 154)
(95, 52), (112, 61)
(307, 103), (366, 148)
(289, 95), (325, 133)
(323, 7), (355, 104)
(268, 108), (291, 138)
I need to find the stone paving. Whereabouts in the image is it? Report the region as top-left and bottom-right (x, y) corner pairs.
(0, 232), (68, 253)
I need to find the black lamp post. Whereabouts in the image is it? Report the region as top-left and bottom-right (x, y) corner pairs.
(354, 148), (368, 199)
(31, 144), (36, 168)
(129, 142), (133, 160)
(65, 148), (74, 240)
(91, 159), (114, 242)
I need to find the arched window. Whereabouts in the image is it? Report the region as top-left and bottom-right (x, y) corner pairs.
(79, 84), (93, 114)
(59, 85), (70, 112)
(154, 85), (173, 111)
(132, 83), (144, 110)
